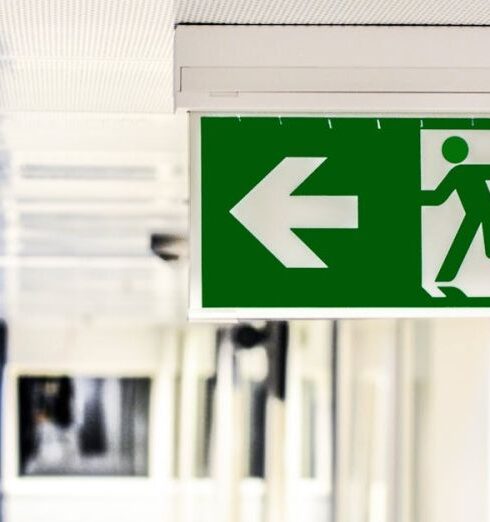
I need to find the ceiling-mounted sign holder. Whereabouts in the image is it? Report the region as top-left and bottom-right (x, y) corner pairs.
(175, 26), (490, 319)
(175, 25), (490, 113)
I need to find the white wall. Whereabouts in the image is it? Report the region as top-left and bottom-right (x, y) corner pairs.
(337, 318), (490, 522)
(415, 319), (489, 522)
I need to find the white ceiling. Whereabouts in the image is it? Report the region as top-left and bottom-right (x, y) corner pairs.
(1, 0), (490, 323)
(177, 0), (490, 25)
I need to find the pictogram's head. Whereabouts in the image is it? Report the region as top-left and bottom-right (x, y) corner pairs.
(442, 136), (469, 164)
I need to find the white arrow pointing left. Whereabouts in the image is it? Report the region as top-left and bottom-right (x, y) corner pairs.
(230, 157), (358, 268)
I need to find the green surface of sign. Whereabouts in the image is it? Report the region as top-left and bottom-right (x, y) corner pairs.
(196, 115), (490, 313)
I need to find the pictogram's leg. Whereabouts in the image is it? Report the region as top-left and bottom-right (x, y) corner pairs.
(437, 286), (468, 298)
(436, 216), (480, 282)
(482, 218), (490, 258)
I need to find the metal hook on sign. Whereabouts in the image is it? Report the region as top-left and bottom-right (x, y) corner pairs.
(327, 118), (333, 130)
(279, 116), (283, 126)
(471, 117), (475, 127)
(420, 119), (424, 129)
(376, 119), (381, 130)
(237, 114), (242, 123)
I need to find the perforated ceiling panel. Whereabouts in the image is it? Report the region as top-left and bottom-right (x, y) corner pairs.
(0, 0), (175, 112)
(177, 0), (490, 25)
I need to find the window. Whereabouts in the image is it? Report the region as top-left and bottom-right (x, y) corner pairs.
(18, 376), (151, 476)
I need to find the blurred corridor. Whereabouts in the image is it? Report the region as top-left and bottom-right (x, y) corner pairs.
(1, 319), (489, 522)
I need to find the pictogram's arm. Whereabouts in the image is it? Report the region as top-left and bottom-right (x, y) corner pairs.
(421, 171), (456, 206)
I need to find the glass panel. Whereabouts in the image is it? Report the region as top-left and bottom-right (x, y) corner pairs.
(300, 378), (317, 479)
(245, 379), (266, 478)
(194, 375), (216, 478)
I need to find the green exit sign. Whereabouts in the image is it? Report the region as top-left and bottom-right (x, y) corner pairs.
(190, 114), (490, 319)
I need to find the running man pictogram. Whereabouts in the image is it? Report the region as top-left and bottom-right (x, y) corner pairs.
(422, 135), (490, 283)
